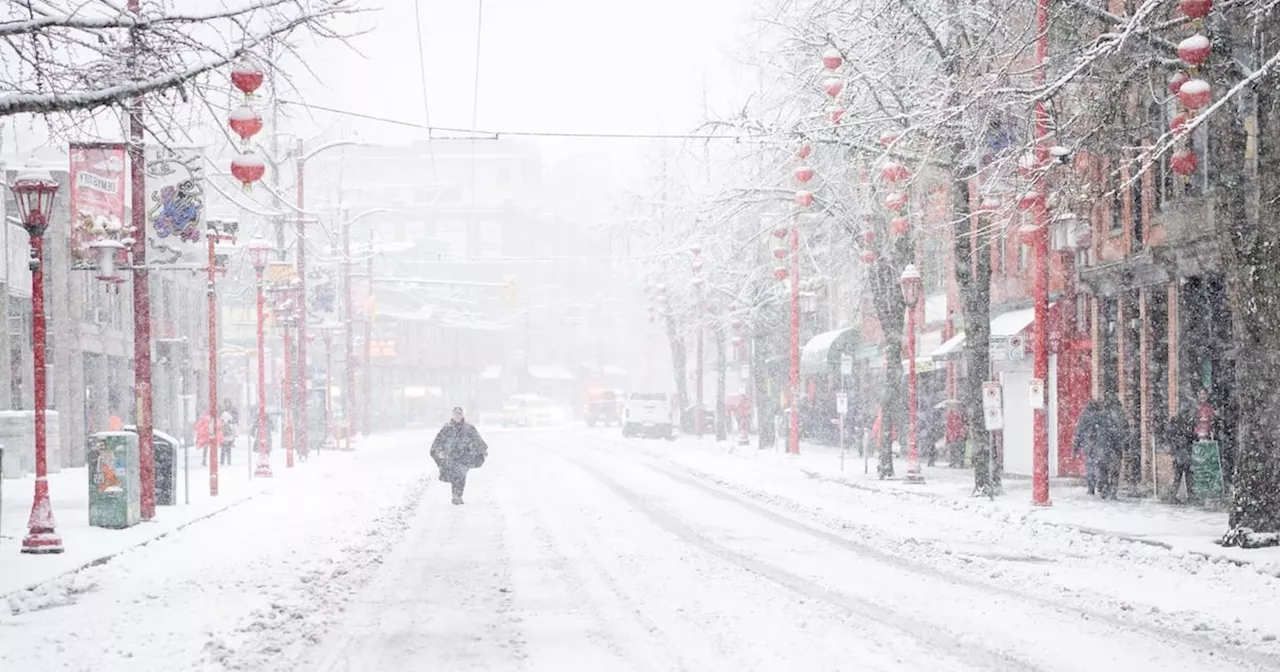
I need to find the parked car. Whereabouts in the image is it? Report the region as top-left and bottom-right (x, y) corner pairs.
(622, 392), (677, 440)
(499, 394), (567, 427)
(585, 388), (625, 427)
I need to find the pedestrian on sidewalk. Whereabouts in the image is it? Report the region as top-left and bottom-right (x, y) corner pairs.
(1167, 399), (1198, 503)
(1095, 390), (1129, 500)
(1072, 397), (1107, 495)
(196, 411), (215, 467)
(219, 410), (236, 466)
(430, 406), (488, 505)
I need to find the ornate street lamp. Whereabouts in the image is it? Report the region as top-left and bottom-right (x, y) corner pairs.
(899, 263), (925, 484)
(12, 168), (63, 554)
(246, 236), (274, 477)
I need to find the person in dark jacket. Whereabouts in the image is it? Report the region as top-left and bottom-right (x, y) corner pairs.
(430, 406), (488, 505)
(1072, 397), (1107, 495)
(1167, 399), (1198, 503)
(1095, 390), (1129, 500)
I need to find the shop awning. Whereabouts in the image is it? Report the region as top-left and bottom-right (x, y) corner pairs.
(930, 306), (1046, 362)
(800, 327), (859, 376)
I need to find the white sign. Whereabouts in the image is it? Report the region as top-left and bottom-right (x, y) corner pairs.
(836, 392), (848, 415)
(982, 381), (1002, 411)
(1029, 377), (1045, 409)
(984, 407), (1004, 431)
(840, 354), (853, 376)
(144, 145), (206, 265)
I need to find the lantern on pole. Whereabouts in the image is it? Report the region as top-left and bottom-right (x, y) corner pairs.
(231, 152), (266, 191)
(899, 263), (925, 484)
(11, 169), (59, 237)
(822, 48), (843, 70)
(229, 106), (264, 143)
(231, 58), (265, 98)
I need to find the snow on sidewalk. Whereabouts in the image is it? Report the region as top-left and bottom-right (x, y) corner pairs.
(0, 430), (434, 672)
(647, 434), (1280, 574)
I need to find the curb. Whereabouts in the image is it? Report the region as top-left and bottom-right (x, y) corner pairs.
(2, 491), (260, 601)
(795, 466), (1280, 577)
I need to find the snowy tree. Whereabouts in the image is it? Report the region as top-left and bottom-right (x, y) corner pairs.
(0, 0), (361, 127)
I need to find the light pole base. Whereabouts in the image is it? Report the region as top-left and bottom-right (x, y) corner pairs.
(22, 529), (64, 554)
(904, 471), (926, 484)
(1032, 498), (1053, 508)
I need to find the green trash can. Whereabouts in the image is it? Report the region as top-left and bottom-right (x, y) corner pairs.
(88, 431), (141, 529)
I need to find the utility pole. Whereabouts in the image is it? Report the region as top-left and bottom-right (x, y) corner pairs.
(128, 0), (156, 519)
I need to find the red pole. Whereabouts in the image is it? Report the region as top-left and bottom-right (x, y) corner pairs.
(1031, 0), (1053, 506)
(906, 299), (923, 482)
(343, 215), (355, 449)
(363, 251), (372, 436)
(21, 235), (62, 553)
(253, 267), (271, 477)
(128, 0), (155, 519)
(206, 235), (220, 494)
(294, 139), (309, 462)
(283, 318), (295, 468)
(323, 330), (333, 450)
(788, 222), (800, 454)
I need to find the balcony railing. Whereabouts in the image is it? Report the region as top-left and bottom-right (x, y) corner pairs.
(1152, 195), (1213, 247)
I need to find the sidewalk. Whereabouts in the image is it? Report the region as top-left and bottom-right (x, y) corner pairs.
(679, 435), (1280, 575)
(0, 433), (364, 599)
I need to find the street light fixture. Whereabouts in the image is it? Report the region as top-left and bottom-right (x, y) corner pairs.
(247, 236), (274, 477)
(12, 168), (64, 554)
(899, 263), (925, 484)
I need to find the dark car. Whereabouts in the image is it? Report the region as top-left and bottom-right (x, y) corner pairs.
(585, 389), (624, 427)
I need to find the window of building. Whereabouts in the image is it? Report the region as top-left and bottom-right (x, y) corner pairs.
(1131, 162), (1145, 248)
(1110, 165), (1124, 236)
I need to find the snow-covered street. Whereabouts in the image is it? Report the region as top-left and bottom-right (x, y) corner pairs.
(5, 426), (1280, 671)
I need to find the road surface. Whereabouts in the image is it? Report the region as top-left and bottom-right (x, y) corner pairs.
(302, 427), (1280, 672)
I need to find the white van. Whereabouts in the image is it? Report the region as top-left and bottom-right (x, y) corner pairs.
(622, 392), (677, 440)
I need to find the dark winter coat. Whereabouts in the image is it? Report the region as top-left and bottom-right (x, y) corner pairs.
(1166, 403), (1198, 466)
(1074, 397), (1128, 466)
(430, 420), (488, 479)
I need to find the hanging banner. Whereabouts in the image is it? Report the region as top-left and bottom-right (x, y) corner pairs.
(145, 145), (206, 265)
(68, 143), (127, 270)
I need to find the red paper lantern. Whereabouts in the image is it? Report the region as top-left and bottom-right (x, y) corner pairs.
(774, 266), (789, 281)
(878, 131), (900, 147)
(1178, 79), (1212, 109)
(822, 48), (843, 70)
(827, 106), (845, 124)
(230, 59), (264, 96)
(881, 162), (910, 184)
(773, 225), (790, 239)
(890, 216), (910, 236)
(1180, 0), (1212, 18)
(795, 190), (815, 207)
(731, 319), (744, 330)
(793, 165), (815, 183)
(1177, 34), (1210, 66)
(883, 190), (908, 211)
(690, 243), (703, 256)
(230, 152), (266, 189)
(772, 245), (788, 260)
(691, 259), (704, 274)
(860, 230), (875, 246)
(1168, 72), (1189, 95)
(823, 78), (844, 99)
(795, 144), (812, 160)
(859, 250), (877, 264)
(1171, 149), (1198, 175)
(1170, 112), (1193, 135)
(228, 106), (263, 142)
(857, 170), (871, 183)
(1017, 190), (1044, 212)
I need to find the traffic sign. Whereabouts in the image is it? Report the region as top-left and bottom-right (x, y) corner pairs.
(836, 392), (848, 415)
(982, 381), (1002, 411)
(1029, 377), (1045, 409)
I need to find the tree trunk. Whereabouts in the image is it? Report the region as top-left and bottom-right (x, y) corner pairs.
(752, 324), (777, 449)
(665, 313), (689, 419)
(1218, 14), (1280, 535)
(870, 255), (907, 479)
(715, 325), (728, 441)
(952, 175), (997, 495)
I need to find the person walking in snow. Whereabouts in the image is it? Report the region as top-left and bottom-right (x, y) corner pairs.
(1072, 397), (1108, 495)
(1094, 390), (1130, 500)
(1166, 398), (1198, 503)
(430, 406), (488, 505)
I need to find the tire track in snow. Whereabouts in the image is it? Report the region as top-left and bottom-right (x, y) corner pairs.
(583, 436), (1280, 671)
(549, 444), (1037, 672)
(513, 451), (706, 672)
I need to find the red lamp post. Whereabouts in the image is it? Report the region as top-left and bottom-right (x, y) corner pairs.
(205, 221), (235, 495)
(900, 263), (925, 484)
(247, 236), (273, 477)
(12, 169), (63, 554)
(1031, 0), (1053, 507)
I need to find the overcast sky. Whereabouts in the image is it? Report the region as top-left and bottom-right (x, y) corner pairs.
(287, 0), (757, 164)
